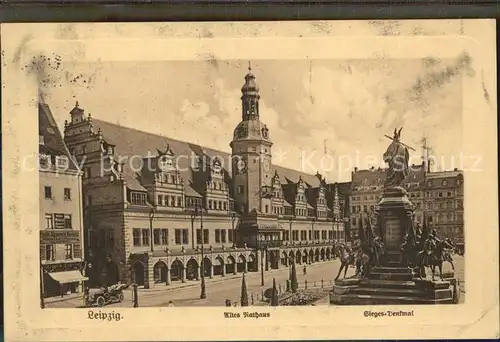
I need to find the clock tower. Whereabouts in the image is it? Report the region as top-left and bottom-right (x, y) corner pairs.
(230, 63), (273, 215)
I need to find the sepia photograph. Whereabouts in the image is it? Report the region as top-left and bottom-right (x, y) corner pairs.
(2, 20), (498, 341)
(38, 57), (466, 309)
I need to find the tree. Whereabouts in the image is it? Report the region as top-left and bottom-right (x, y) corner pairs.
(270, 278), (279, 306)
(290, 261), (298, 293)
(240, 273), (249, 307)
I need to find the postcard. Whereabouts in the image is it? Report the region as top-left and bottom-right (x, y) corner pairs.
(1, 20), (498, 341)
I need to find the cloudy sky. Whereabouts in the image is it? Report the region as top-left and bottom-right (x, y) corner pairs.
(41, 56), (467, 182)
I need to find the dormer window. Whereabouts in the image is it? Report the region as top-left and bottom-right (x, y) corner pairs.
(56, 156), (69, 169)
(442, 180), (448, 186)
(39, 153), (50, 166)
(159, 156), (174, 170)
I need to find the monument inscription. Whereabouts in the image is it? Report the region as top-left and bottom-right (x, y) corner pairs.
(384, 218), (402, 250)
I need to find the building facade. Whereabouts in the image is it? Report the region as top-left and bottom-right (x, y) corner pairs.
(349, 164), (464, 242)
(424, 170), (464, 243)
(39, 102), (87, 298)
(62, 67), (347, 289)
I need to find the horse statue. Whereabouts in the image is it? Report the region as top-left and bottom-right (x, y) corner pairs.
(442, 238), (456, 271)
(334, 243), (353, 280)
(371, 236), (386, 267)
(417, 234), (454, 281)
(383, 127), (410, 188)
(351, 239), (371, 278)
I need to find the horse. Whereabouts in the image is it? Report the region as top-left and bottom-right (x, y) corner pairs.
(355, 247), (371, 278)
(441, 240), (456, 271)
(383, 127), (410, 188)
(334, 243), (355, 280)
(417, 238), (453, 281)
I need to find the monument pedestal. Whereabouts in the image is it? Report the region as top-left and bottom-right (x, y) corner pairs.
(376, 186), (414, 266)
(330, 187), (458, 305)
(331, 267), (457, 305)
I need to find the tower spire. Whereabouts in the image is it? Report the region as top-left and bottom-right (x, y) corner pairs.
(240, 62), (260, 121)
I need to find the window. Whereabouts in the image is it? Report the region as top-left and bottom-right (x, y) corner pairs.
(44, 186), (52, 199)
(209, 200), (213, 209)
(182, 229), (189, 244)
(133, 229), (141, 246)
(64, 188), (71, 200)
(237, 185), (244, 194)
(228, 230), (233, 242)
(84, 167), (92, 178)
(308, 230), (312, 240)
(352, 217), (357, 227)
(427, 181), (432, 187)
(215, 230), (221, 243)
(154, 229), (161, 245)
(265, 205), (269, 213)
(438, 192), (443, 197)
(142, 229), (150, 246)
(131, 192), (147, 205)
(447, 191), (452, 197)
(56, 156), (69, 169)
(223, 202), (227, 211)
(106, 230), (114, 246)
(45, 245), (54, 261)
(64, 214), (72, 229)
(221, 230), (227, 243)
(175, 229), (182, 244)
(218, 201), (222, 210)
(157, 195), (162, 206)
(65, 244), (73, 259)
(45, 214), (53, 229)
(177, 197), (182, 207)
(203, 229), (209, 244)
(161, 229), (168, 245)
(328, 231), (333, 239)
(170, 196), (176, 207)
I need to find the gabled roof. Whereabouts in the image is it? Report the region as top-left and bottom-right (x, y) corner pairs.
(92, 119), (322, 194)
(39, 103), (79, 171)
(351, 168), (386, 188)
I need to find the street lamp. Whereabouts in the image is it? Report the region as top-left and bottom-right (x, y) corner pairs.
(258, 234), (265, 287)
(231, 212), (236, 248)
(195, 205), (207, 299)
(149, 209), (155, 253)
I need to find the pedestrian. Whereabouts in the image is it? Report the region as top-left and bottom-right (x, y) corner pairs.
(167, 300), (175, 307)
(303, 265), (307, 276)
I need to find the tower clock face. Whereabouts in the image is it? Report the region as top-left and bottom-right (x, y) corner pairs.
(263, 159), (271, 172)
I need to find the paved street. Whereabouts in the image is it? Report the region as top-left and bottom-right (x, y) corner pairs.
(45, 255), (465, 308)
(47, 260), (345, 308)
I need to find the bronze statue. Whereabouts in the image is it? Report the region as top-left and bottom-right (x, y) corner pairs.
(383, 127), (411, 188)
(372, 236), (386, 267)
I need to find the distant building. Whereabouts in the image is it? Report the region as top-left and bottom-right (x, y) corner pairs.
(39, 102), (87, 298)
(424, 170), (464, 242)
(349, 164), (464, 243)
(62, 67), (348, 289)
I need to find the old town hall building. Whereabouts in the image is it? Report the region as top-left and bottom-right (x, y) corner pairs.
(63, 66), (347, 289)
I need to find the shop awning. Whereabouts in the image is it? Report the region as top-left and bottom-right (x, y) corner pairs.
(48, 270), (88, 284)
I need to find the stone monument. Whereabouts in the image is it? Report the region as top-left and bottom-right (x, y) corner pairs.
(330, 128), (459, 305)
